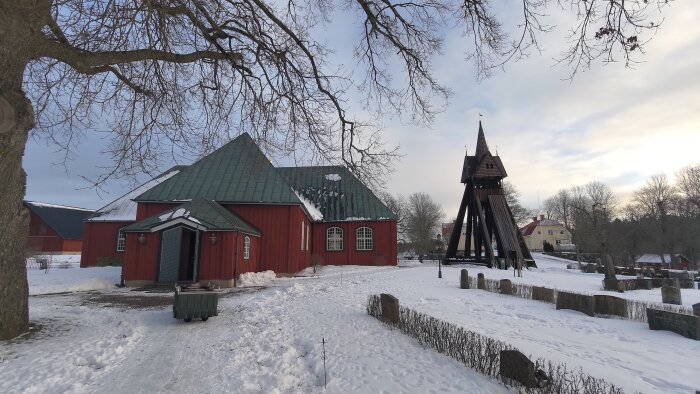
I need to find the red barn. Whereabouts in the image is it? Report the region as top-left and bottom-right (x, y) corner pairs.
(81, 133), (397, 287)
(24, 201), (94, 253)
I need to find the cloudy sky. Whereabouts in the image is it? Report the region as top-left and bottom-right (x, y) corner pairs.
(24, 1), (700, 218)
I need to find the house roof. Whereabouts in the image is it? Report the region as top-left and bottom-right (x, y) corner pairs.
(87, 166), (185, 222)
(635, 254), (687, 264)
(122, 198), (260, 235)
(24, 201), (94, 239)
(520, 217), (567, 236)
(277, 166), (397, 222)
(134, 133), (302, 205)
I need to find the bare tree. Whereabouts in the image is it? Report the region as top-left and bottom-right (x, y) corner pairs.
(378, 192), (408, 238)
(0, 0), (674, 339)
(632, 173), (679, 264)
(502, 181), (533, 226)
(405, 193), (444, 256)
(676, 164), (700, 217)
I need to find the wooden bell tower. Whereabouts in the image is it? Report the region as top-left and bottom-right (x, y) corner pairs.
(445, 122), (535, 268)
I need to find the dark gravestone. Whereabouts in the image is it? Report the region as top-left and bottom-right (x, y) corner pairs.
(556, 291), (595, 317)
(669, 271), (690, 280)
(661, 284), (682, 305)
(679, 279), (695, 289)
(460, 269), (469, 289)
(532, 286), (555, 303)
(500, 350), (537, 388)
(586, 264), (597, 274)
(647, 308), (700, 340)
(636, 278), (652, 290)
(663, 278), (680, 288)
(594, 295), (628, 317)
(603, 279), (624, 292)
(499, 279), (513, 295)
(567, 264), (573, 270)
(651, 278), (663, 288)
(693, 303), (700, 317)
(380, 293), (400, 324)
(477, 273), (485, 290)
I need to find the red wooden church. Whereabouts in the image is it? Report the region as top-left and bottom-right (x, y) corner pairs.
(25, 201), (94, 253)
(80, 133), (397, 287)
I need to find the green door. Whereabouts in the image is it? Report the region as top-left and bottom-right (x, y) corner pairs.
(159, 227), (182, 282)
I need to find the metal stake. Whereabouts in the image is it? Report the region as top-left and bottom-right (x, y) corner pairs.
(322, 338), (327, 389)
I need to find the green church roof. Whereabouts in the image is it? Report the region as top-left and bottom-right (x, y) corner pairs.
(134, 133), (301, 205)
(277, 166), (397, 222)
(123, 198), (260, 234)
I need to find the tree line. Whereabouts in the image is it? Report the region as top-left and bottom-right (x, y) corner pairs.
(543, 164), (700, 268)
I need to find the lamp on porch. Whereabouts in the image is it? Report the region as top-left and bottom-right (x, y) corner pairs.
(138, 233), (146, 245)
(209, 232), (217, 245)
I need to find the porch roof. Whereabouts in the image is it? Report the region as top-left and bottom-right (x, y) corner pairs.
(122, 198), (261, 235)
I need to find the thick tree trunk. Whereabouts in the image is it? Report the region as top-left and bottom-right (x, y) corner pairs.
(0, 2), (39, 340)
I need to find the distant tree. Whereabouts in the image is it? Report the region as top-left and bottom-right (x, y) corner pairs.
(676, 164), (700, 217)
(405, 193), (444, 256)
(502, 181), (533, 227)
(378, 192), (408, 239)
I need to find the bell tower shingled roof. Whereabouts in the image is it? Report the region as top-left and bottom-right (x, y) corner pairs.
(474, 121), (490, 161)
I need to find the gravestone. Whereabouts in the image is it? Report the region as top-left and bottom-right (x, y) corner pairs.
(380, 293), (400, 324)
(556, 291), (595, 317)
(663, 278), (680, 288)
(651, 278), (663, 288)
(669, 271), (690, 280)
(679, 279), (695, 289)
(603, 279), (624, 292)
(499, 279), (513, 295)
(477, 273), (485, 290)
(500, 350), (537, 388)
(693, 303), (700, 317)
(661, 284), (682, 305)
(532, 286), (555, 303)
(567, 264), (573, 269)
(460, 269), (469, 289)
(586, 264), (597, 274)
(636, 278), (652, 290)
(594, 295), (628, 317)
(646, 308), (700, 340)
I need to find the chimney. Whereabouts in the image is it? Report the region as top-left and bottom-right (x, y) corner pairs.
(540, 214), (545, 220)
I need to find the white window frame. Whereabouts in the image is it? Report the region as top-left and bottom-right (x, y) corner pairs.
(306, 223), (310, 251)
(326, 227), (343, 251)
(116, 228), (126, 252)
(356, 226), (373, 251)
(244, 236), (250, 260)
(301, 220), (305, 251)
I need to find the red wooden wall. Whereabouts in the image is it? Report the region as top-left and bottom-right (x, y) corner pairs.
(80, 222), (130, 267)
(310, 220), (397, 266)
(199, 232), (261, 280)
(136, 202), (179, 221)
(122, 232), (160, 282)
(26, 210), (83, 252)
(226, 204), (311, 273)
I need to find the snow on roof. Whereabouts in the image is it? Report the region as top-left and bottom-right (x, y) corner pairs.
(294, 191), (324, 221)
(26, 201), (94, 212)
(86, 168), (182, 222)
(324, 173), (341, 181)
(635, 254), (675, 264)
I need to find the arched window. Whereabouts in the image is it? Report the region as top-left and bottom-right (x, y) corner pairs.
(356, 227), (373, 251)
(244, 236), (251, 260)
(326, 227), (343, 251)
(116, 228), (126, 252)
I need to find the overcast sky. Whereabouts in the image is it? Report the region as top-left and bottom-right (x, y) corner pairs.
(24, 2), (700, 219)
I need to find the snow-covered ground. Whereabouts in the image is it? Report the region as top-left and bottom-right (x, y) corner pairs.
(2, 255), (700, 393)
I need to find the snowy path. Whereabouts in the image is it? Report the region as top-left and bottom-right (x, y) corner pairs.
(4, 262), (700, 393)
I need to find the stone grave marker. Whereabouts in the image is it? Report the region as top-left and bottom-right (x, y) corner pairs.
(586, 264), (597, 274)
(604, 256), (616, 280)
(380, 293), (400, 324)
(661, 283), (682, 305)
(500, 350), (537, 388)
(636, 278), (652, 290)
(460, 269), (469, 289)
(477, 273), (485, 290)
(694, 303), (700, 317)
(499, 279), (512, 295)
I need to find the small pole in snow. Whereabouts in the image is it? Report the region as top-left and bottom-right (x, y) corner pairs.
(322, 338), (328, 389)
